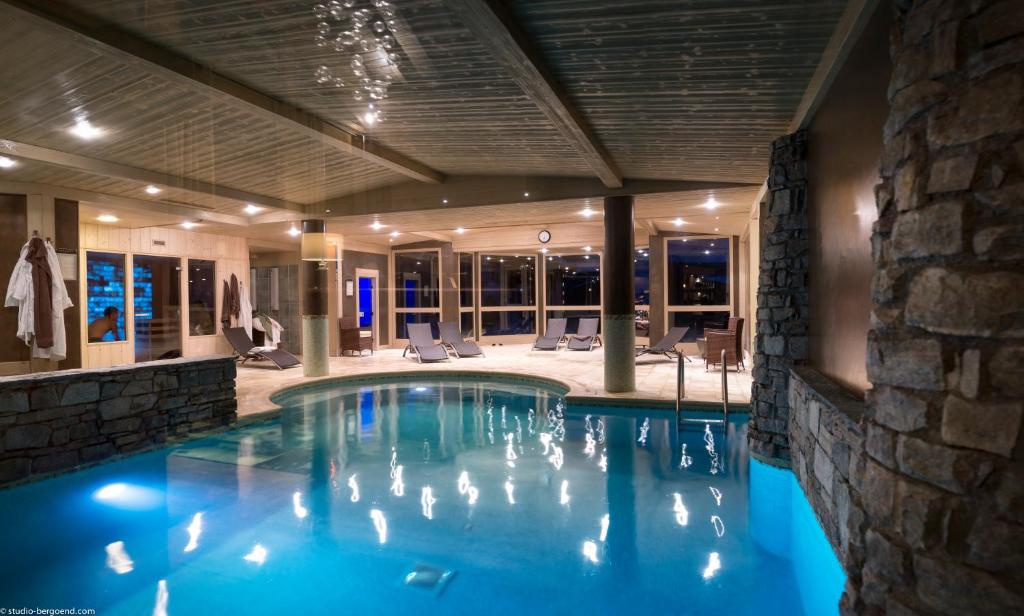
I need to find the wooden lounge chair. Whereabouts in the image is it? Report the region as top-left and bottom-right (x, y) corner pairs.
(703, 317), (745, 370)
(339, 316), (373, 356)
(402, 323), (450, 363)
(635, 326), (689, 360)
(567, 318), (602, 351)
(439, 322), (484, 358)
(224, 327), (301, 370)
(533, 318), (567, 350)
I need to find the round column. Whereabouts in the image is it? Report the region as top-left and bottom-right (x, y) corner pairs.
(301, 220), (330, 377)
(603, 195), (636, 392)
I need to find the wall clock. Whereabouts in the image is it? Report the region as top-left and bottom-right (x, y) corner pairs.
(538, 229), (551, 244)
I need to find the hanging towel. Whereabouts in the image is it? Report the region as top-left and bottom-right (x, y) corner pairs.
(5, 243), (34, 346)
(25, 237), (54, 348)
(38, 240), (73, 361)
(239, 282), (253, 339)
(229, 273), (240, 321)
(4, 238), (73, 361)
(220, 279), (231, 328)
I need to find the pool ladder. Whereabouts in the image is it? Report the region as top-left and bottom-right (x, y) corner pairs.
(676, 349), (729, 426)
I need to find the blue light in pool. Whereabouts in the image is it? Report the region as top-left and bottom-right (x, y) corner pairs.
(92, 482), (163, 510)
(413, 386), (428, 392)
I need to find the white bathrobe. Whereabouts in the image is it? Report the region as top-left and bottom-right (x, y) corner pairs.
(4, 241), (73, 361)
(238, 283), (253, 340)
(253, 314), (284, 346)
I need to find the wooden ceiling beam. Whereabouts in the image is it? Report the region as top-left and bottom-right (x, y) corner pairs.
(448, 0), (623, 188)
(1, 139), (303, 215)
(0, 0), (445, 185)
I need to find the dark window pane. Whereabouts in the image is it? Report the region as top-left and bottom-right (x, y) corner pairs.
(133, 255), (182, 362)
(481, 310), (536, 336)
(394, 251), (440, 309)
(545, 254), (600, 306)
(635, 308), (650, 337)
(458, 253), (474, 307)
(545, 310), (600, 335)
(395, 312), (440, 340)
(667, 238), (729, 305)
(634, 248), (650, 305)
(187, 259), (216, 336)
(671, 311), (731, 342)
(460, 311), (475, 338)
(481, 255), (535, 307)
(86, 252), (126, 343)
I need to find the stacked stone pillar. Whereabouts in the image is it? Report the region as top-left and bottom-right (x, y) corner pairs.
(854, 0), (1024, 613)
(749, 132), (810, 465)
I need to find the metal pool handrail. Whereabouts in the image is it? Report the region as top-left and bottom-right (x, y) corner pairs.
(677, 348), (729, 426)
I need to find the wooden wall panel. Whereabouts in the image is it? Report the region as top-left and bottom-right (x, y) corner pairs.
(0, 194), (29, 366)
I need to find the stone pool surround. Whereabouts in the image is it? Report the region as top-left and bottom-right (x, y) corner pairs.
(0, 356), (237, 487)
(752, 1), (1024, 613)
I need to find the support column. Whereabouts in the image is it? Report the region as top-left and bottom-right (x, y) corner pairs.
(301, 220), (329, 377)
(603, 195), (635, 392)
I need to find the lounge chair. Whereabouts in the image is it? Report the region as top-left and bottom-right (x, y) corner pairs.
(567, 318), (602, 351)
(533, 318), (567, 351)
(439, 322), (484, 358)
(402, 323), (450, 363)
(224, 327), (301, 369)
(703, 317), (745, 371)
(635, 326), (689, 360)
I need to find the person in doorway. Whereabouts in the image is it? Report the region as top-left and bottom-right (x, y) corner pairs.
(88, 306), (121, 342)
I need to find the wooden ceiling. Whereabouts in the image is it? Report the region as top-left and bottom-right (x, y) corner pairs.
(0, 0), (848, 246)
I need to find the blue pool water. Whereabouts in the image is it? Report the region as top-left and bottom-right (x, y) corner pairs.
(0, 378), (843, 614)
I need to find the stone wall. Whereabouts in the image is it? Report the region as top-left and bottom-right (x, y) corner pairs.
(858, 0), (1024, 613)
(788, 367), (868, 610)
(0, 356), (237, 487)
(749, 131), (811, 464)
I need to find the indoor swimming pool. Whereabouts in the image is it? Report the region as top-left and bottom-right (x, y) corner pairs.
(0, 377), (844, 615)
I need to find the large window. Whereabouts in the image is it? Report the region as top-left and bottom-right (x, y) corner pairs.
(666, 237), (731, 342)
(188, 259), (216, 336)
(458, 252), (475, 337)
(85, 251), (126, 343)
(480, 254), (536, 336)
(394, 250), (441, 339)
(545, 253), (600, 335)
(635, 247), (650, 337)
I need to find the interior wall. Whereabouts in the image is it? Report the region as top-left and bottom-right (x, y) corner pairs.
(806, 3), (890, 396)
(250, 251), (301, 354)
(341, 249), (390, 346)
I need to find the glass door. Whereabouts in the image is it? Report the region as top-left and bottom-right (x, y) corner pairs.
(133, 255), (182, 362)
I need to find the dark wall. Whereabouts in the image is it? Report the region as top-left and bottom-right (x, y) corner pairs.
(54, 199), (81, 369)
(341, 249), (389, 343)
(0, 195), (29, 365)
(807, 3), (890, 396)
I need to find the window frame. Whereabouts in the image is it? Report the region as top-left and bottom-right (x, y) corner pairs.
(186, 258), (218, 338)
(389, 247), (443, 344)
(542, 251), (603, 336)
(478, 252), (539, 340)
(83, 250), (130, 347)
(663, 234), (733, 333)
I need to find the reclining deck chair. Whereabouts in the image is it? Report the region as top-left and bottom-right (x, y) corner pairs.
(439, 322), (484, 358)
(224, 327), (301, 369)
(533, 318), (567, 351)
(635, 326), (690, 361)
(567, 318), (602, 351)
(403, 323), (450, 363)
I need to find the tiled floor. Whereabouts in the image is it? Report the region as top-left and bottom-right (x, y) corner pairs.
(235, 344), (752, 416)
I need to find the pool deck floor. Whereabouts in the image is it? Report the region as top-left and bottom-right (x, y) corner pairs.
(235, 344), (752, 416)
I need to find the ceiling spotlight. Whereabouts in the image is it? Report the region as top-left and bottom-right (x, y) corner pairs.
(714, 228), (719, 232)
(673, 218), (685, 227)
(363, 110), (377, 126)
(703, 196), (720, 210)
(390, 231), (400, 237)
(0, 156), (16, 169)
(244, 204), (262, 214)
(455, 227), (465, 234)
(581, 207), (594, 218)
(144, 185), (161, 195)
(442, 198), (448, 204)
(523, 192), (530, 198)
(583, 246), (592, 252)
(371, 221), (384, 230)
(69, 119), (104, 140)
(97, 214), (118, 223)
(540, 247), (549, 254)
(704, 250), (710, 255)
(288, 226), (301, 237)
(181, 221), (197, 230)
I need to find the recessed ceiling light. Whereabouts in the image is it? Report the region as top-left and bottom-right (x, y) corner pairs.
(69, 119), (104, 140)
(97, 214), (118, 223)
(540, 247), (549, 253)
(244, 204), (262, 214)
(144, 185), (161, 195)
(704, 250), (710, 255)
(0, 156), (16, 169)
(455, 227), (465, 234)
(288, 226), (301, 237)
(583, 245), (592, 252)
(581, 207), (594, 218)
(363, 111), (377, 126)
(181, 221), (197, 230)
(714, 228), (719, 232)
(390, 231), (400, 237)
(442, 198), (448, 204)
(523, 192), (530, 198)
(703, 196), (720, 210)
(673, 218), (685, 227)
(371, 221), (384, 230)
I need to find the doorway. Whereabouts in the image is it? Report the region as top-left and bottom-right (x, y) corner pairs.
(133, 255), (182, 362)
(355, 268), (379, 350)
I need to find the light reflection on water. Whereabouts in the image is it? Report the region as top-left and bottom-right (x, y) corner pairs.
(0, 379), (842, 615)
